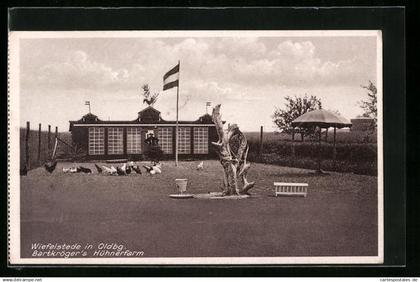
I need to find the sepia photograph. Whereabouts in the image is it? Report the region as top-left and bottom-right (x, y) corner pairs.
(8, 30), (383, 265)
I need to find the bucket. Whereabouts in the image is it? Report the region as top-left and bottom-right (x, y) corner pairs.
(175, 179), (188, 193)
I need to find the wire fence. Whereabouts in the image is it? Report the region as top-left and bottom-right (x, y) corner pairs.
(20, 122), (74, 171)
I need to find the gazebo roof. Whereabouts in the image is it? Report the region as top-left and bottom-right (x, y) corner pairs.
(291, 109), (352, 129)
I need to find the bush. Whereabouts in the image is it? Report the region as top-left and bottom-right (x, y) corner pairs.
(248, 139), (377, 162)
(143, 145), (164, 162)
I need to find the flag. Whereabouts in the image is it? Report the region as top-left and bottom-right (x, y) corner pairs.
(206, 102), (211, 107)
(163, 63), (179, 91)
(85, 101), (90, 106)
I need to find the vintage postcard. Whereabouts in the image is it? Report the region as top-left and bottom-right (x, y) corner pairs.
(8, 30), (383, 265)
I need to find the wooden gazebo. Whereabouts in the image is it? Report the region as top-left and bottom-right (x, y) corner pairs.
(291, 109), (352, 173)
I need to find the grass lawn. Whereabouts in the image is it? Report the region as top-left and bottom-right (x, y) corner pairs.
(20, 160), (378, 258)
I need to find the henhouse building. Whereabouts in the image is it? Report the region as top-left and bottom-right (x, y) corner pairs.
(350, 116), (376, 132)
(69, 106), (218, 159)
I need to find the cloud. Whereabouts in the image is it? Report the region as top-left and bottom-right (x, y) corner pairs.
(18, 36), (377, 133)
(25, 50), (132, 90)
(21, 37), (376, 95)
(222, 40), (370, 87)
(215, 37), (267, 58)
(271, 40), (315, 59)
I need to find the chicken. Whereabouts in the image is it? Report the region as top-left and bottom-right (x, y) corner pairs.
(126, 161), (136, 174)
(132, 165), (142, 174)
(116, 166), (126, 176)
(153, 163), (162, 174)
(20, 165), (28, 176)
(125, 164), (131, 175)
(143, 163), (161, 175)
(44, 160), (58, 173)
(143, 165), (153, 174)
(62, 167), (71, 173)
(197, 161), (204, 170)
(70, 167), (79, 173)
(94, 164), (103, 173)
(101, 165), (117, 175)
(78, 166), (92, 174)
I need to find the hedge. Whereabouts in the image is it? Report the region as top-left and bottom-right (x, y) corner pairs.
(247, 139), (377, 176)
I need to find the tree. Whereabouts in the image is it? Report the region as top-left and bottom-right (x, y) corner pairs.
(359, 81), (378, 143)
(141, 84), (160, 106)
(272, 94), (322, 140)
(359, 80), (377, 123)
(211, 104), (255, 196)
(143, 145), (163, 163)
(143, 133), (163, 162)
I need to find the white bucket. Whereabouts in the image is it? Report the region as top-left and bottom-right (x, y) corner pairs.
(175, 178), (188, 193)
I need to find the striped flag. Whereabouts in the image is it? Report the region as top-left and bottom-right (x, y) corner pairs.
(206, 102), (211, 107)
(163, 63), (179, 91)
(85, 101), (90, 106)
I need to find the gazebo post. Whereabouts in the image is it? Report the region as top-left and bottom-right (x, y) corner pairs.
(291, 127), (295, 160)
(317, 126), (322, 173)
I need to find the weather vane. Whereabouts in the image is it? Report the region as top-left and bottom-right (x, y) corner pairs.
(141, 84), (160, 106)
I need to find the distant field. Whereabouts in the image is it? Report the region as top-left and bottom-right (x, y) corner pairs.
(245, 131), (290, 142)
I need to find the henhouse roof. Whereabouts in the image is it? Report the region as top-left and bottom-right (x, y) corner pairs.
(69, 106), (214, 131)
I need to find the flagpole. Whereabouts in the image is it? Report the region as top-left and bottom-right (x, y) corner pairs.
(86, 101), (91, 114)
(175, 60), (180, 167)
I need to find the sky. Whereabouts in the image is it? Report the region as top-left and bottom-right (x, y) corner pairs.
(17, 33), (379, 132)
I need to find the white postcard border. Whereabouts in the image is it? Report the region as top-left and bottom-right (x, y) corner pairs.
(8, 30), (384, 265)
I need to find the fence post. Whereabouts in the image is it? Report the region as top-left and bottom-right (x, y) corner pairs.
(48, 125), (51, 150)
(333, 126), (337, 161)
(38, 123), (41, 163)
(25, 121), (30, 169)
(317, 127), (322, 173)
(259, 126), (263, 157)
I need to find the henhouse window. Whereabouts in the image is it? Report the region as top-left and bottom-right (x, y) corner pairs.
(193, 127), (209, 154)
(127, 128), (142, 154)
(108, 128), (124, 155)
(88, 127), (105, 155)
(177, 127), (191, 154)
(158, 127), (173, 154)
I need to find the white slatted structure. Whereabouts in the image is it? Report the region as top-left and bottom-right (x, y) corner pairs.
(274, 182), (308, 197)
